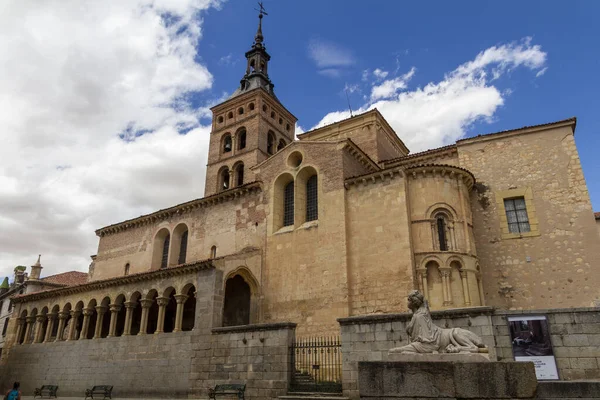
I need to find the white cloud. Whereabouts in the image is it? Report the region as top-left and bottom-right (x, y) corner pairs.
(370, 67), (416, 101)
(536, 67), (548, 78)
(314, 38), (548, 153)
(318, 68), (342, 78)
(0, 0), (222, 280)
(308, 39), (355, 68)
(218, 53), (237, 66)
(373, 68), (389, 80)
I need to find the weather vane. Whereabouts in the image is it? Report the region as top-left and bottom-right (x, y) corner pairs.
(255, 2), (268, 18)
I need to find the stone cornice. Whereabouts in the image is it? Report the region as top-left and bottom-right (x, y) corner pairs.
(337, 306), (494, 325)
(406, 164), (475, 190)
(12, 260), (215, 304)
(95, 182), (262, 237)
(342, 139), (380, 172)
(211, 322), (297, 334)
(344, 166), (404, 189)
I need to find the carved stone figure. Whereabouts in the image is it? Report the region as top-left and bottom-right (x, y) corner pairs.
(389, 290), (487, 354)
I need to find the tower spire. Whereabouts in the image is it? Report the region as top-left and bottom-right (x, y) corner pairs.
(254, 11), (264, 45)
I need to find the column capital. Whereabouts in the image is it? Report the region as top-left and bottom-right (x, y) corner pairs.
(82, 308), (94, 317)
(95, 305), (108, 314)
(35, 315), (46, 323)
(109, 304), (122, 313)
(124, 301), (137, 309)
(58, 311), (70, 320)
(174, 294), (189, 304)
(140, 299), (154, 309)
(156, 296), (170, 307)
(17, 317), (26, 325)
(70, 309), (82, 318)
(47, 312), (57, 320)
(460, 270), (469, 279)
(26, 316), (36, 323)
(439, 268), (451, 278)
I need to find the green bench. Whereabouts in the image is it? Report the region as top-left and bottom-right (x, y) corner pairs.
(85, 385), (113, 399)
(209, 383), (246, 400)
(33, 385), (58, 399)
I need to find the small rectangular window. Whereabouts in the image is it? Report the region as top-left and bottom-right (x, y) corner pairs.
(504, 197), (530, 234)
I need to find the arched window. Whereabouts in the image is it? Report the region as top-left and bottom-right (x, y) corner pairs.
(286, 123), (290, 131)
(250, 59), (255, 71)
(223, 275), (251, 326)
(436, 215), (448, 251)
(178, 230), (188, 264)
(220, 169), (230, 191)
(161, 234), (170, 268)
(218, 116), (223, 123)
(222, 135), (232, 153)
(238, 107), (244, 115)
(277, 139), (286, 151)
(283, 181), (294, 227)
(237, 129), (246, 150)
(249, 103), (255, 111)
(124, 263), (130, 276)
(306, 175), (318, 221)
(210, 246), (217, 258)
(235, 163), (244, 187)
(270, 111), (275, 119)
(262, 104), (267, 112)
(227, 111), (233, 119)
(267, 132), (275, 155)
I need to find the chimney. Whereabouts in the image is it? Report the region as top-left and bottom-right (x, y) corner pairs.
(14, 266), (26, 284)
(30, 254), (43, 280)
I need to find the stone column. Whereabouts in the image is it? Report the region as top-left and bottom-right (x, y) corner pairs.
(23, 316), (35, 344)
(173, 294), (189, 332)
(107, 304), (122, 337)
(155, 297), (170, 334)
(15, 318), (25, 345)
(67, 310), (81, 341)
(44, 314), (56, 343)
(417, 270), (428, 301)
(79, 308), (93, 340)
(54, 312), (69, 342)
(123, 301), (136, 336)
(137, 299), (154, 335)
(34, 315), (46, 343)
(460, 270), (471, 306)
(440, 269), (452, 306)
(94, 306), (108, 339)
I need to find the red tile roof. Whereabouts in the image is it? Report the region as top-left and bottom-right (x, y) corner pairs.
(595, 212), (600, 220)
(42, 271), (88, 286)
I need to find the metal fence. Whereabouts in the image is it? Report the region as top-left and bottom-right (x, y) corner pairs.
(289, 336), (342, 393)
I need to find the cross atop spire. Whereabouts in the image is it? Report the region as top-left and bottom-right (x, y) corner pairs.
(254, 2), (268, 46)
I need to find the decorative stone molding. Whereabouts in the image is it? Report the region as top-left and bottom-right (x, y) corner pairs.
(211, 322), (297, 334)
(406, 164), (475, 190)
(12, 259), (214, 304)
(344, 167), (404, 189)
(95, 182), (262, 237)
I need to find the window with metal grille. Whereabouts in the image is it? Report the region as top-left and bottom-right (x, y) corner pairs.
(437, 217), (448, 251)
(283, 181), (294, 227)
(161, 234), (170, 269)
(124, 263), (130, 276)
(306, 175), (318, 222)
(504, 197), (531, 234)
(238, 130), (246, 150)
(236, 164), (244, 186)
(2, 318), (8, 336)
(223, 135), (232, 153)
(178, 230), (188, 264)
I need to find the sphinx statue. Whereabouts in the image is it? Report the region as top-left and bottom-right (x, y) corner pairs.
(389, 290), (487, 354)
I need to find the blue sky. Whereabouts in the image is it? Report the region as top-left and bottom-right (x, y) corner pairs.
(0, 0), (598, 278)
(199, 0), (599, 205)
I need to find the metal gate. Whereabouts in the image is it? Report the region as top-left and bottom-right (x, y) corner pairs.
(289, 336), (342, 393)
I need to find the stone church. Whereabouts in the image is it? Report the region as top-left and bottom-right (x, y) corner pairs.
(1, 12), (599, 398)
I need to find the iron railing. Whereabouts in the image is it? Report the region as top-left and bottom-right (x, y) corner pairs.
(289, 336), (342, 393)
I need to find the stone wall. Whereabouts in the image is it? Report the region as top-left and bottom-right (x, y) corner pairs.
(338, 307), (600, 399)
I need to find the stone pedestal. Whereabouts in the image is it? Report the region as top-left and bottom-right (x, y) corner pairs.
(358, 360), (537, 399)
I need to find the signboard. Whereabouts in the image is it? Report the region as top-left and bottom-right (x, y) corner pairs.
(507, 315), (559, 380)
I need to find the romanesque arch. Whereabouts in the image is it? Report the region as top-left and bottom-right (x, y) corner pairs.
(222, 268), (260, 327)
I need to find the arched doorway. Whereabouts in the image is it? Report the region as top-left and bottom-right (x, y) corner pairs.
(223, 275), (251, 327)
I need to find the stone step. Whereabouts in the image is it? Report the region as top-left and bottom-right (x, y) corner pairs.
(278, 396), (348, 400)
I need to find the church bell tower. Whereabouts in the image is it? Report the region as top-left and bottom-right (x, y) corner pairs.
(204, 8), (297, 196)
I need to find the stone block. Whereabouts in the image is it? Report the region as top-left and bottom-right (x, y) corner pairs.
(561, 334), (589, 347)
(569, 357), (598, 370)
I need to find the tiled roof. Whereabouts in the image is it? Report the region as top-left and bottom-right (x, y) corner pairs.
(595, 212), (600, 220)
(42, 271), (88, 286)
(457, 117), (577, 144)
(381, 144), (457, 165)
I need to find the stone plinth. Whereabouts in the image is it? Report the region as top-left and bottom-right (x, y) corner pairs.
(386, 352), (490, 362)
(358, 360), (537, 399)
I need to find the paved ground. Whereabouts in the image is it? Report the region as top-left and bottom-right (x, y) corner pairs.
(21, 397), (198, 400)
